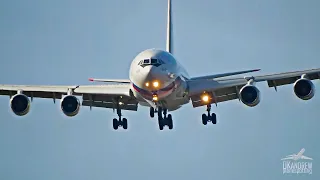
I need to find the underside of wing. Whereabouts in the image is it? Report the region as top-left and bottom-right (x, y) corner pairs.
(190, 85), (243, 108)
(78, 85), (138, 111)
(0, 84), (138, 117)
(187, 68), (320, 108)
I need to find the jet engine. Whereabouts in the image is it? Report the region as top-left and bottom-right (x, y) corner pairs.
(239, 85), (261, 107)
(10, 93), (30, 116)
(60, 95), (80, 117)
(293, 78), (315, 100)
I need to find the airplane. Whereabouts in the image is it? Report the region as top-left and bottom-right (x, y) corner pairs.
(281, 148), (313, 161)
(0, 0), (319, 131)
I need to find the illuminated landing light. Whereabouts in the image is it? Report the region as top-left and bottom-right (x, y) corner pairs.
(152, 95), (158, 101)
(153, 81), (159, 88)
(145, 82), (150, 87)
(201, 94), (210, 102)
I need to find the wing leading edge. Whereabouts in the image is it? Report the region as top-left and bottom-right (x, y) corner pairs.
(0, 84), (138, 111)
(188, 68), (320, 107)
(190, 69), (261, 80)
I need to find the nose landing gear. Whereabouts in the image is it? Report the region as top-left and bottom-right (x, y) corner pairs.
(202, 104), (217, 125)
(157, 107), (173, 130)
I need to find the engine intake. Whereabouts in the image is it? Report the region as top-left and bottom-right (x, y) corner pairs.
(239, 85), (260, 107)
(60, 95), (80, 117)
(293, 78), (315, 100)
(10, 94), (30, 116)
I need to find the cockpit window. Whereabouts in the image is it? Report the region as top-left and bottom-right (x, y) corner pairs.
(151, 58), (157, 64)
(139, 58), (164, 67)
(158, 59), (164, 64)
(143, 59), (150, 64)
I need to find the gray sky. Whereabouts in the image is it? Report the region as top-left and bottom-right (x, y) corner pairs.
(0, 0), (319, 179)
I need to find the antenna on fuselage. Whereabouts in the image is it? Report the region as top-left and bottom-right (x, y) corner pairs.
(166, 0), (173, 54)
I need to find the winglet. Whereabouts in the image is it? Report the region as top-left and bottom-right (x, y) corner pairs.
(166, 0), (173, 54)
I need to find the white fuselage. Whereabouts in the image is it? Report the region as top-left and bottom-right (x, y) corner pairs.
(129, 49), (190, 111)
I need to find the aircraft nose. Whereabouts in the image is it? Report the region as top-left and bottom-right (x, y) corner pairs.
(143, 66), (169, 89)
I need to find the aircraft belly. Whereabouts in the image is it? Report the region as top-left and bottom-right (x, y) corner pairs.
(161, 82), (189, 111)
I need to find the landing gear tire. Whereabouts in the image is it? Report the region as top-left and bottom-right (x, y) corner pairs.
(202, 114), (208, 125)
(157, 108), (173, 130)
(123, 118), (128, 129)
(150, 107), (155, 118)
(168, 114), (173, 129)
(158, 107), (162, 118)
(211, 113), (217, 124)
(113, 118), (118, 130)
(158, 117), (164, 130)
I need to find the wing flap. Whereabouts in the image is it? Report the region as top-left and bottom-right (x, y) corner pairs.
(0, 84), (138, 110)
(190, 85), (241, 108)
(187, 68), (320, 108)
(191, 93), (238, 108)
(75, 84), (132, 97)
(82, 100), (137, 111)
(265, 70), (320, 87)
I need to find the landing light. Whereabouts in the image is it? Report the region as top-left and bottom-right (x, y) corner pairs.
(145, 82), (149, 87)
(201, 94), (210, 102)
(152, 95), (158, 101)
(153, 81), (159, 88)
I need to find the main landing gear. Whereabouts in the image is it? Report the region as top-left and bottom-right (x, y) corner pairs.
(113, 107), (128, 130)
(202, 104), (217, 125)
(150, 107), (155, 118)
(156, 107), (173, 130)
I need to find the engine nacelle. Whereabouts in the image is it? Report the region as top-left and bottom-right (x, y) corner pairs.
(10, 94), (30, 116)
(60, 95), (80, 117)
(293, 78), (315, 100)
(239, 85), (261, 107)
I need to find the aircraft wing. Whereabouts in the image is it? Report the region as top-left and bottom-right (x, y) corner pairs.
(301, 155), (313, 160)
(190, 69), (261, 80)
(188, 68), (320, 107)
(281, 157), (295, 160)
(0, 84), (138, 111)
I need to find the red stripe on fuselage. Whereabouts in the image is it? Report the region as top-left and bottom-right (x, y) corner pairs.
(132, 78), (178, 100)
